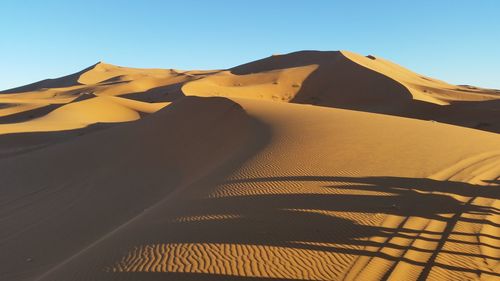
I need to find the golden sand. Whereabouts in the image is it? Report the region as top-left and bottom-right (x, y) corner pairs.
(0, 51), (498, 281)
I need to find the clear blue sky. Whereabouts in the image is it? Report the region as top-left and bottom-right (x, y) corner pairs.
(1, 0), (499, 90)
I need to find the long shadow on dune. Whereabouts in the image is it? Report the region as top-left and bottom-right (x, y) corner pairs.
(225, 176), (500, 201)
(115, 175), (499, 280)
(169, 176), (499, 245)
(0, 104), (63, 124)
(113, 272), (305, 281)
(120, 83), (186, 102)
(0, 122), (128, 159)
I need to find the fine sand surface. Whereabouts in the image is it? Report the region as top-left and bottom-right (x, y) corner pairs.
(0, 51), (499, 281)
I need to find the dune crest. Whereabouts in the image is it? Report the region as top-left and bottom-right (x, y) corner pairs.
(0, 51), (499, 281)
(2, 50), (499, 133)
(341, 50), (500, 104)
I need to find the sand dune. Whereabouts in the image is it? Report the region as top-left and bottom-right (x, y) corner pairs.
(184, 51), (500, 133)
(0, 51), (499, 281)
(0, 95), (170, 136)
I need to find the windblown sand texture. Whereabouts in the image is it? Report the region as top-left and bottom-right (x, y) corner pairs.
(1, 51), (499, 281)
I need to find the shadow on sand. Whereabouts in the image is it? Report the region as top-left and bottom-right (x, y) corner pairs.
(108, 175), (499, 280)
(230, 51), (500, 133)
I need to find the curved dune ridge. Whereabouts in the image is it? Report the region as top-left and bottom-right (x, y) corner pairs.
(0, 51), (499, 281)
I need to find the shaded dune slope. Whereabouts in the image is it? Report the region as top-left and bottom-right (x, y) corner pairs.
(0, 51), (499, 281)
(2, 50), (499, 133)
(0, 97), (268, 281)
(184, 51), (413, 111)
(33, 99), (500, 281)
(183, 51), (500, 132)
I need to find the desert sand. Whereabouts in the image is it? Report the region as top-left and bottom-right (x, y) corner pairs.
(0, 51), (499, 281)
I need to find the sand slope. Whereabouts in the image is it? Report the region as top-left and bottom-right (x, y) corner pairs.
(0, 97), (263, 280)
(183, 51), (500, 133)
(0, 51), (499, 281)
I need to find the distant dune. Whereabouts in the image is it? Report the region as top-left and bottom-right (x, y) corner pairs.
(0, 51), (499, 281)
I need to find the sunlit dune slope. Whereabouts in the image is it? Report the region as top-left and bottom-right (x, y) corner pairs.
(1, 50), (499, 133)
(183, 51), (500, 132)
(183, 51), (413, 108)
(30, 98), (500, 281)
(0, 50), (499, 281)
(0, 62), (212, 105)
(0, 95), (168, 135)
(183, 50), (500, 106)
(341, 51), (500, 104)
